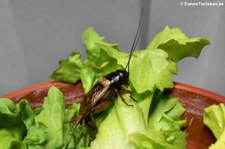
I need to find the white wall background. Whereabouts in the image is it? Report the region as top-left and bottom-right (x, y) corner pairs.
(0, 0), (225, 96)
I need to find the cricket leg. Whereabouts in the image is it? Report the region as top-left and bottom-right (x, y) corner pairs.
(69, 115), (83, 133)
(118, 89), (137, 102)
(93, 100), (112, 113)
(89, 112), (98, 140)
(116, 90), (137, 105)
(115, 90), (133, 106)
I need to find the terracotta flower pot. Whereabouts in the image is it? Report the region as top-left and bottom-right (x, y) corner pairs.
(2, 81), (225, 149)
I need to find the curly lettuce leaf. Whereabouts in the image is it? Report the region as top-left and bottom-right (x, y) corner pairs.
(50, 52), (84, 83)
(23, 87), (89, 149)
(22, 86), (65, 148)
(0, 25), (210, 149)
(91, 93), (186, 149)
(204, 103), (225, 149)
(129, 129), (186, 149)
(91, 95), (146, 149)
(129, 95), (187, 149)
(148, 93), (187, 145)
(82, 27), (124, 61)
(0, 99), (33, 148)
(82, 27), (177, 94)
(49, 26), (209, 149)
(130, 49), (177, 94)
(51, 28), (123, 93)
(0, 87), (90, 149)
(147, 26), (210, 62)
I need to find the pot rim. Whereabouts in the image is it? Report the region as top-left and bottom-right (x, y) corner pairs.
(2, 81), (225, 103)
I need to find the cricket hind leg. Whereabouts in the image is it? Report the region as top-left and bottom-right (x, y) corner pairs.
(72, 101), (112, 140)
(86, 100), (113, 140)
(88, 100), (112, 137)
(69, 115), (83, 134)
(71, 113), (97, 142)
(85, 112), (98, 141)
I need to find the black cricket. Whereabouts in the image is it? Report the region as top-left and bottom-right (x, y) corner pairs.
(73, 8), (144, 135)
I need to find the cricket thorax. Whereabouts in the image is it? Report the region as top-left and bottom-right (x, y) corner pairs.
(104, 69), (129, 87)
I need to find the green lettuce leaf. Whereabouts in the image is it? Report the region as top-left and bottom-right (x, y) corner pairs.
(23, 86), (65, 148)
(91, 95), (146, 149)
(50, 26), (208, 149)
(91, 93), (186, 149)
(147, 26), (210, 62)
(51, 28), (124, 93)
(50, 52), (84, 83)
(0, 99), (33, 148)
(204, 103), (225, 149)
(0, 24), (209, 148)
(0, 87), (90, 149)
(129, 129), (187, 149)
(147, 93), (187, 146)
(23, 86), (90, 149)
(129, 92), (186, 149)
(82, 27), (123, 61)
(130, 49), (177, 94)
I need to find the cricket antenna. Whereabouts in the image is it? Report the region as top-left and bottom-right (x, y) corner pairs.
(125, 7), (144, 72)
